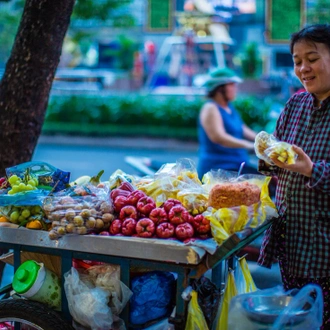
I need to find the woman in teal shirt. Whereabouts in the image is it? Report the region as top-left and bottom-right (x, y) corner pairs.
(197, 67), (257, 179)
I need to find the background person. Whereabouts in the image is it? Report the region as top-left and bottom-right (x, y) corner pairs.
(258, 24), (330, 328)
(197, 67), (257, 179)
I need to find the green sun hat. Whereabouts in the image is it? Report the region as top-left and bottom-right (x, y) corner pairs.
(203, 67), (242, 92)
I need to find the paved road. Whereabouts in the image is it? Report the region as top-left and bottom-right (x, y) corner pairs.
(1, 135), (282, 290)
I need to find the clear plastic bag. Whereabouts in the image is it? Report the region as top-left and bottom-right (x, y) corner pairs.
(202, 171), (278, 245)
(43, 185), (114, 239)
(64, 268), (113, 330)
(228, 284), (323, 330)
(6, 161), (70, 192)
(254, 131), (297, 165)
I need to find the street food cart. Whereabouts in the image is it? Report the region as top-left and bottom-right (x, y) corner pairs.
(0, 218), (273, 329)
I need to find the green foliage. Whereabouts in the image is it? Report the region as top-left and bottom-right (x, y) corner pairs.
(307, 0), (330, 25)
(240, 43), (262, 79)
(44, 94), (276, 139)
(0, 1), (23, 62)
(72, 0), (133, 22)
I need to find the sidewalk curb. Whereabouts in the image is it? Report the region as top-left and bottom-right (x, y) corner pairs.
(38, 135), (199, 151)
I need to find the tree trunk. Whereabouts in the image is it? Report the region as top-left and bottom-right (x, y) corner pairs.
(0, 0), (75, 176)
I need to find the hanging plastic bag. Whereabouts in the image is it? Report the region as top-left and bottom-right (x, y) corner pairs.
(215, 270), (238, 330)
(191, 276), (222, 329)
(185, 290), (209, 330)
(234, 256), (257, 295)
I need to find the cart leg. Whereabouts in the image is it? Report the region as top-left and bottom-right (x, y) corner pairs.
(212, 261), (224, 289)
(120, 259), (130, 325)
(61, 250), (72, 322)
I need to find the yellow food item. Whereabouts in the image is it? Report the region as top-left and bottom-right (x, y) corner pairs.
(0, 216), (8, 223)
(26, 220), (43, 230)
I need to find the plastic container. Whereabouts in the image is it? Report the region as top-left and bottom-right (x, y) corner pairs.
(12, 260), (61, 310)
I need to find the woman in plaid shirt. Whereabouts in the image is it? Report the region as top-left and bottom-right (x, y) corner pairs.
(258, 24), (330, 327)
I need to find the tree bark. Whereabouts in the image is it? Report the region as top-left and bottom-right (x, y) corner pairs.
(0, 0), (75, 176)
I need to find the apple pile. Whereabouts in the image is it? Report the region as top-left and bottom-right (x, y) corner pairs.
(109, 183), (211, 241)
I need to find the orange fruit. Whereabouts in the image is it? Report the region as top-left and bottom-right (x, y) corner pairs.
(0, 216), (8, 222)
(26, 220), (42, 230)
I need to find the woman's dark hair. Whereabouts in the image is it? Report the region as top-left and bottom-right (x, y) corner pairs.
(207, 84), (226, 98)
(290, 24), (330, 54)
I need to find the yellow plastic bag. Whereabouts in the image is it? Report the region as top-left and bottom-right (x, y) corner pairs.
(216, 271), (238, 330)
(185, 290), (209, 330)
(235, 256), (257, 295)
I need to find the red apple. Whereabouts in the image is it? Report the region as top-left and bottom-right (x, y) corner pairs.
(113, 195), (128, 213)
(191, 214), (211, 234)
(136, 196), (156, 215)
(110, 188), (130, 202)
(163, 198), (182, 214)
(149, 207), (168, 225)
(126, 190), (146, 206)
(119, 205), (138, 220)
(156, 223), (175, 238)
(109, 219), (122, 235)
(122, 218), (137, 236)
(175, 223), (194, 241)
(136, 218), (155, 238)
(168, 205), (190, 225)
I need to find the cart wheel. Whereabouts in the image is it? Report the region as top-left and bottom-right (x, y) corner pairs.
(0, 299), (74, 330)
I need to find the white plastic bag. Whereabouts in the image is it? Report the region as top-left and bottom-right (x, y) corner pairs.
(234, 257), (257, 295)
(64, 268), (113, 330)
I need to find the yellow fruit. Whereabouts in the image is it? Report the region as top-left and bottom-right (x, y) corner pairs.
(0, 216), (8, 223)
(26, 220), (43, 230)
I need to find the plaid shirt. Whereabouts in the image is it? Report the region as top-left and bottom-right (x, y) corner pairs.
(258, 92), (330, 278)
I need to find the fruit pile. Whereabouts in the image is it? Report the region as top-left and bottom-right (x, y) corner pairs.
(44, 187), (115, 240)
(7, 171), (39, 195)
(108, 182), (211, 241)
(0, 205), (47, 229)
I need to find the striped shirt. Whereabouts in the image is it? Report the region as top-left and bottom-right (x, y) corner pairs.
(258, 92), (330, 278)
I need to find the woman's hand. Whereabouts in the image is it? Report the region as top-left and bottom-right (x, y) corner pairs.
(270, 145), (313, 177)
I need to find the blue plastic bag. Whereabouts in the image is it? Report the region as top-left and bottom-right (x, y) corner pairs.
(0, 162), (70, 206)
(130, 271), (176, 325)
(6, 161), (70, 193)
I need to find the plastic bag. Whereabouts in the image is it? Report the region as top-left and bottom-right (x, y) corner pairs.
(185, 290), (209, 330)
(228, 284), (323, 330)
(203, 171), (277, 245)
(254, 131), (297, 165)
(86, 264), (132, 316)
(130, 271), (176, 325)
(215, 270), (237, 330)
(234, 257), (257, 295)
(6, 161), (70, 192)
(43, 185), (114, 240)
(136, 158), (202, 207)
(191, 276), (222, 329)
(64, 267), (113, 330)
